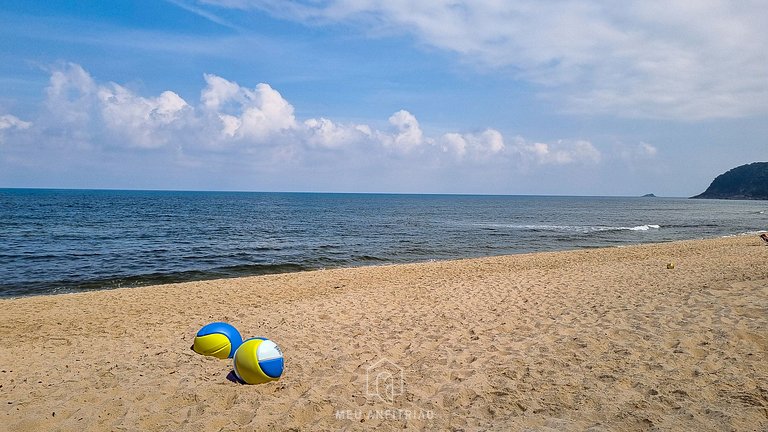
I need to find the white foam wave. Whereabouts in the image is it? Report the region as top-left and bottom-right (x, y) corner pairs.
(724, 231), (767, 237)
(475, 223), (661, 233)
(626, 224), (661, 231)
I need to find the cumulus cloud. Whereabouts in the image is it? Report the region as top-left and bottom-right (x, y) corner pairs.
(98, 86), (189, 148)
(45, 63), (97, 126)
(42, 63), (191, 148)
(304, 117), (371, 149)
(511, 138), (602, 165)
(439, 129), (504, 161)
(5, 63), (616, 175)
(206, 0), (768, 120)
(202, 74), (297, 141)
(378, 110), (429, 153)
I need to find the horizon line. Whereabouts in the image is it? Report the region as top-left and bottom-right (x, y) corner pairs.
(0, 186), (690, 199)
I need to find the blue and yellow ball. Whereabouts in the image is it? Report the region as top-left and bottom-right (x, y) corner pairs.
(233, 337), (284, 384)
(193, 322), (243, 359)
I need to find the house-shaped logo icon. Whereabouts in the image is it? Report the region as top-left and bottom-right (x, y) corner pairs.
(365, 358), (404, 403)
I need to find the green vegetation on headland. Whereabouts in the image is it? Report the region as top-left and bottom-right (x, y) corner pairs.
(692, 162), (768, 200)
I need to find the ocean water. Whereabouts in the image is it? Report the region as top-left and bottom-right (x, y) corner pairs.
(1, 189), (766, 297)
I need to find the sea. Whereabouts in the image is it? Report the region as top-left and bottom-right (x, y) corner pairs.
(1, 189), (766, 297)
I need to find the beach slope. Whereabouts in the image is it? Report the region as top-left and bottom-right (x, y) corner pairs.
(2, 236), (767, 431)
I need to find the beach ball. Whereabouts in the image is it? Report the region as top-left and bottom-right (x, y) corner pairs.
(193, 322), (243, 359)
(233, 337), (284, 384)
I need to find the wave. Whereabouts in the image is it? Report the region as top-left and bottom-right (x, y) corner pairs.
(722, 231), (767, 237)
(475, 223), (661, 233)
(626, 224), (661, 231)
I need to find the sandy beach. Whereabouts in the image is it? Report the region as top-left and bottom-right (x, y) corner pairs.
(1, 235), (767, 431)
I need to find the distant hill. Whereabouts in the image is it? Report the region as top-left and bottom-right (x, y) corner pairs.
(692, 162), (768, 200)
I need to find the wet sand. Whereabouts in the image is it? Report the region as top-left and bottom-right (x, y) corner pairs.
(2, 235), (767, 431)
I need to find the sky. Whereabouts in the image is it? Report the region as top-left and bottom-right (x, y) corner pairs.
(0, 0), (766, 196)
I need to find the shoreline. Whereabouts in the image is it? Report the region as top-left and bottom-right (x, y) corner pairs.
(2, 235), (767, 430)
(4, 233), (766, 300)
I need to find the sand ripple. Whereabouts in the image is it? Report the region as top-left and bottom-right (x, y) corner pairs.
(1, 236), (767, 431)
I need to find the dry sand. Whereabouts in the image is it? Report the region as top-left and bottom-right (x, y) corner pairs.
(1, 235), (767, 431)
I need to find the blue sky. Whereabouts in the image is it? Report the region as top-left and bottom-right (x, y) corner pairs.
(1, 0), (766, 195)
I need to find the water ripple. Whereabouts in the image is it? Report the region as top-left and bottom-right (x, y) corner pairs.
(1, 190), (765, 297)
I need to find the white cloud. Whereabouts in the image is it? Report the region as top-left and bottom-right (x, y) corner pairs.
(440, 133), (467, 158)
(5, 63), (616, 178)
(201, 73), (242, 111)
(0, 114), (31, 131)
(512, 138), (601, 165)
(45, 63), (97, 125)
(201, 74), (297, 141)
(618, 141), (659, 162)
(0, 114), (31, 146)
(303, 117), (371, 149)
(40, 63), (192, 149)
(439, 129), (504, 161)
(98, 85), (189, 148)
(211, 0), (768, 120)
(378, 110), (429, 153)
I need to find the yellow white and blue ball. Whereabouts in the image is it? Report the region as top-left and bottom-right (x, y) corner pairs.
(193, 322), (243, 359)
(233, 337), (284, 384)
